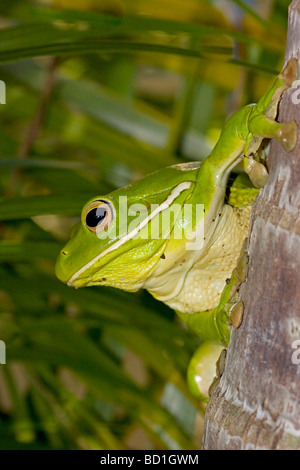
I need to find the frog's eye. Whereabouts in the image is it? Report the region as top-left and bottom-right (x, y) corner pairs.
(84, 200), (114, 234)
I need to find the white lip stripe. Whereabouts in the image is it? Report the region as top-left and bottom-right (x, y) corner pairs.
(68, 181), (192, 285)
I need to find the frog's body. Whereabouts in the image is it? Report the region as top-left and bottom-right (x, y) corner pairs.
(58, 158), (254, 317)
(56, 59), (298, 400)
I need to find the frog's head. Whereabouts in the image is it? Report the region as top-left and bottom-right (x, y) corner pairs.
(55, 164), (197, 291)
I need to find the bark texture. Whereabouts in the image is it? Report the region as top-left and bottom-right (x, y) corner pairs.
(203, 0), (300, 450)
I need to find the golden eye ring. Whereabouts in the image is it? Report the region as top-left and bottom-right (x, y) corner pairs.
(83, 200), (114, 234)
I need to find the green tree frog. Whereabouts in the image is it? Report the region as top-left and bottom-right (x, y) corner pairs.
(56, 59), (298, 401)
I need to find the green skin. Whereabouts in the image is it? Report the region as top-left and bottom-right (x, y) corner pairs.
(56, 59), (298, 401)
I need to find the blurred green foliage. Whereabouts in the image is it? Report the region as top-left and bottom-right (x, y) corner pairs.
(0, 0), (290, 450)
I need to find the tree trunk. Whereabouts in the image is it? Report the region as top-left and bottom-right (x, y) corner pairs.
(202, 0), (300, 450)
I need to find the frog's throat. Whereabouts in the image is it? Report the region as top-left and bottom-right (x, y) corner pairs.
(67, 181), (192, 286)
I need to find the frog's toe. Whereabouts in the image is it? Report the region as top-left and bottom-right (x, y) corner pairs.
(281, 58), (298, 87)
(230, 300), (244, 329)
(280, 120), (298, 152)
(208, 348), (227, 397)
(216, 348), (227, 377)
(235, 247), (249, 283)
(244, 158), (269, 189)
(208, 376), (220, 398)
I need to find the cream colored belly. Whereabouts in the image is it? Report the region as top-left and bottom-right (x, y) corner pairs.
(147, 204), (251, 314)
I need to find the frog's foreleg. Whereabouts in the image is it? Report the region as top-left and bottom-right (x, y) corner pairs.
(244, 58), (298, 187)
(178, 237), (248, 341)
(195, 59), (298, 196)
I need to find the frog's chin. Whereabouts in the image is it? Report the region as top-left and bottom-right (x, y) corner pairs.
(67, 273), (143, 291)
(67, 278), (82, 288)
(67, 279), (96, 289)
(67, 276), (94, 288)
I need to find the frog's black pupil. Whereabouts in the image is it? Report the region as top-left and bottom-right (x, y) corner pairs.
(86, 207), (107, 228)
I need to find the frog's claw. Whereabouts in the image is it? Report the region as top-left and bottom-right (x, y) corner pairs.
(280, 120), (298, 152)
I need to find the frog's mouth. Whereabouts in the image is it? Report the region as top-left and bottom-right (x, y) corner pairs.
(57, 236), (168, 291)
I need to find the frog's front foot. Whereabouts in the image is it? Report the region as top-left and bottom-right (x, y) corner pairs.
(243, 157), (269, 189)
(243, 58), (298, 188)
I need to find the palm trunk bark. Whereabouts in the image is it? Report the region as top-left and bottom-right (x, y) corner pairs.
(202, 0), (300, 450)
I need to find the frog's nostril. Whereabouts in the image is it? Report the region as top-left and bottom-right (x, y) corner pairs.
(62, 250), (68, 256)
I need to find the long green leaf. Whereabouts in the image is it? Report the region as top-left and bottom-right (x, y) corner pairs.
(0, 193), (94, 220)
(0, 12), (282, 68)
(0, 242), (61, 262)
(9, 318), (196, 449)
(0, 158), (92, 170)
